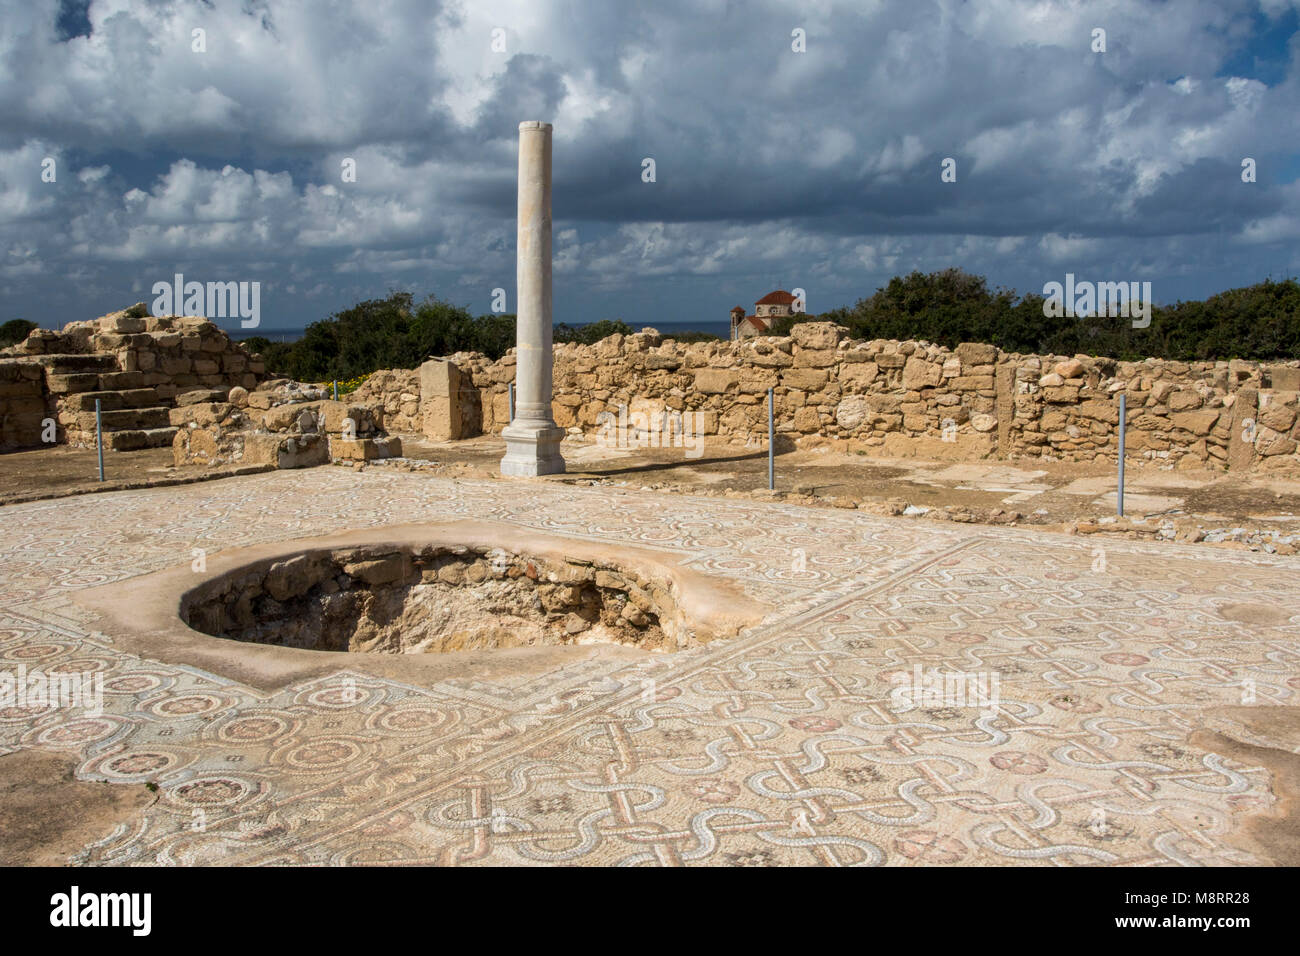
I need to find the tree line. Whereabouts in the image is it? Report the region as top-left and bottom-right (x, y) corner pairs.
(769, 269), (1300, 362)
(8, 270), (1294, 378)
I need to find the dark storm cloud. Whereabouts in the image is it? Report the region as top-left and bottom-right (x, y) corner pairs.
(0, 0), (1296, 330)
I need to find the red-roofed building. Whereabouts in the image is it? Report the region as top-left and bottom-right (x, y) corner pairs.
(730, 290), (800, 340)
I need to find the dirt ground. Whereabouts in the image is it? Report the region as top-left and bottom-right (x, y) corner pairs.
(4, 435), (1300, 552)
(0, 444), (271, 504)
(389, 435), (1300, 544)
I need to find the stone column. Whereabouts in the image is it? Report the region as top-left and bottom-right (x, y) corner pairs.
(501, 121), (566, 476)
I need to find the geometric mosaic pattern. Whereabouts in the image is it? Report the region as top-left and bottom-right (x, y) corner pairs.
(1, 468), (1296, 865)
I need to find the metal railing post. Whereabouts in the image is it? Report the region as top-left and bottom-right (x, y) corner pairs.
(1117, 392), (1127, 517)
(96, 398), (105, 482)
(759, 390), (769, 494)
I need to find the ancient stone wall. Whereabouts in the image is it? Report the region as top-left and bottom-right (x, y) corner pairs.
(359, 323), (1300, 473)
(350, 368), (420, 434)
(0, 362), (49, 449)
(171, 379), (399, 469)
(0, 304), (269, 450)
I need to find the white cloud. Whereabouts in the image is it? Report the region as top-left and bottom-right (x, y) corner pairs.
(0, 0), (1294, 328)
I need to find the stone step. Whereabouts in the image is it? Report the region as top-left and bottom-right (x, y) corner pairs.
(104, 426), (178, 451)
(32, 353), (118, 373)
(46, 372), (102, 394)
(65, 388), (162, 412)
(97, 371), (146, 390)
(78, 406), (172, 432)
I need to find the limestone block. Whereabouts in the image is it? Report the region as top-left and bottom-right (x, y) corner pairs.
(841, 362), (879, 387)
(902, 357), (942, 390)
(1266, 365), (1300, 391)
(276, 432), (330, 469)
(330, 436), (402, 461)
(99, 315), (146, 334)
(834, 396), (872, 431)
(265, 555), (333, 601)
(315, 400), (380, 435)
(1042, 386), (1080, 403)
(793, 348), (838, 368)
(176, 388), (226, 406)
(240, 433), (281, 466)
(169, 402), (239, 428)
(1170, 409), (1221, 436)
(1168, 390), (1203, 411)
(956, 342), (998, 367)
(1074, 400), (1119, 424)
(789, 323), (844, 350)
(1258, 397), (1298, 433)
(693, 369), (738, 394)
(1255, 426), (1298, 457)
(951, 375), (994, 390)
(781, 368), (828, 391)
(420, 358), (464, 440)
(343, 553), (412, 587)
(643, 353), (681, 371)
(792, 407), (821, 432)
(744, 349), (793, 368)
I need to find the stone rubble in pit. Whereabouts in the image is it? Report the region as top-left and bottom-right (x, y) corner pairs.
(183, 545), (694, 653)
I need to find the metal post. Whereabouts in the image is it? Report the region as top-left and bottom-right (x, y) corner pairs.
(332, 380), (338, 400)
(509, 382), (515, 423)
(95, 398), (105, 482)
(767, 387), (775, 491)
(1117, 392), (1126, 517)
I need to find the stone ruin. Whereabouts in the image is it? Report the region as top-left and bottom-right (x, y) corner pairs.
(354, 322), (1300, 474)
(0, 303), (400, 468)
(1, 302), (261, 451)
(171, 379), (400, 469)
(182, 544), (694, 653)
(4, 303), (1298, 478)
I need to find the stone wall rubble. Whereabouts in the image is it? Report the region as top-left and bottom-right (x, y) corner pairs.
(356, 322), (1300, 473)
(171, 378), (399, 469)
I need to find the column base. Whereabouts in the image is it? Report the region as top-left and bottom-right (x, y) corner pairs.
(500, 421), (567, 477)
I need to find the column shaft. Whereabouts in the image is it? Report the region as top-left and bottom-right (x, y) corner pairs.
(500, 121), (566, 477)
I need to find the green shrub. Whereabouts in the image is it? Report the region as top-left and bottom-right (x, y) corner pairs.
(771, 270), (1300, 361)
(0, 319), (36, 347)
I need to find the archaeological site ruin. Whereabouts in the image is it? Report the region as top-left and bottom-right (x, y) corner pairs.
(3, 117), (1297, 892)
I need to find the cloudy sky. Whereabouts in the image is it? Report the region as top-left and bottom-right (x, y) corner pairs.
(2, 0), (1298, 334)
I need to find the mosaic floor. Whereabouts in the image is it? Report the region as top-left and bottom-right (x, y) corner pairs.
(1, 469), (1296, 866)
